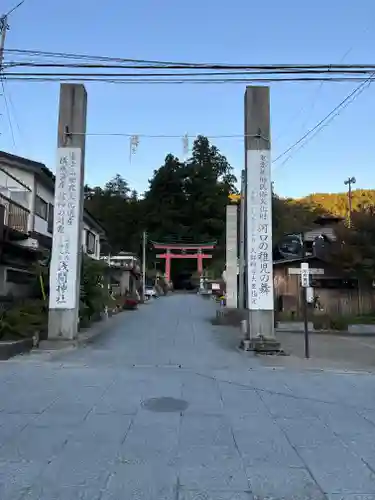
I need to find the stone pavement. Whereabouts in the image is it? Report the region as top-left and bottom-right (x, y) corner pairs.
(2, 295), (375, 499)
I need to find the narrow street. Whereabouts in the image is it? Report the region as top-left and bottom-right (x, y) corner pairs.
(2, 294), (375, 499)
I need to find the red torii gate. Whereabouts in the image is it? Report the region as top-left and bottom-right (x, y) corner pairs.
(151, 241), (216, 282)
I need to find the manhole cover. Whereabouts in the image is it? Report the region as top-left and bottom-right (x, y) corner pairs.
(141, 397), (189, 413)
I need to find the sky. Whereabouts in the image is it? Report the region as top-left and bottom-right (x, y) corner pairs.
(0, 0), (374, 198)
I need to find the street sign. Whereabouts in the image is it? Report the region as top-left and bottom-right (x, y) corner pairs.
(288, 267), (324, 275)
(300, 263), (310, 288)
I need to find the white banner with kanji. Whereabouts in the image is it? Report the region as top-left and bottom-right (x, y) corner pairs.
(246, 149), (274, 310)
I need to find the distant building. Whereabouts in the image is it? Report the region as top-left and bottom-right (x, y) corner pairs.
(101, 251), (141, 296)
(0, 150), (107, 297)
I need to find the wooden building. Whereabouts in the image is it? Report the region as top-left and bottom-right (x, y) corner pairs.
(273, 215), (375, 318)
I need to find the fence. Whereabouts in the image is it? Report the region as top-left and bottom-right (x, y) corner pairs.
(317, 288), (375, 317)
(275, 271), (375, 318)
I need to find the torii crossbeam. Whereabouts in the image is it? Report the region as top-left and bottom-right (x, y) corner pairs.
(151, 241), (216, 282)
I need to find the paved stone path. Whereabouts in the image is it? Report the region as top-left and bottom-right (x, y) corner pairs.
(2, 294), (375, 499)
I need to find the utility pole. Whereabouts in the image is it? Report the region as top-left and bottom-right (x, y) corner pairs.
(142, 230), (147, 301)
(0, 2), (25, 68)
(243, 86), (280, 352)
(344, 176), (356, 228)
(0, 14), (8, 69)
(48, 84), (87, 340)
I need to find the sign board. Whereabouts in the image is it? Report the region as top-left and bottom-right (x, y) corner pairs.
(306, 287), (314, 303)
(288, 267), (324, 275)
(300, 262), (310, 288)
(228, 193), (241, 202)
(49, 148), (82, 309)
(246, 150), (273, 310)
(212, 283), (220, 291)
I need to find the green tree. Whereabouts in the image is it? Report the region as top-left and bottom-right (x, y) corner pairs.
(104, 174), (130, 198)
(85, 174), (142, 254)
(142, 154), (189, 241)
(184, 136), (237, 238)
(328, 207), (375, 282)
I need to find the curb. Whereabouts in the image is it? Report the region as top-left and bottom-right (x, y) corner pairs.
(39, 310), (128, 351)
(0, 338), (34, 360)
(276, 329), (375, 337)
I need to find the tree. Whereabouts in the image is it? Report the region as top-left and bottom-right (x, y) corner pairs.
(328, 207), (375, 282)
(142, 154), (189, 241)
(183, 136), (237, 248)
(140, 136), (237, 273)
(104, 174), (130, 198)
(85, 174), (142, 254)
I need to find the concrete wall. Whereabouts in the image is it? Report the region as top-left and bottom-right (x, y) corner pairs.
(0, 266), (34, 298)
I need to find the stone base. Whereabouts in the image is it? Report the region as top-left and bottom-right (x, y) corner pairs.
(240, 336), (282, 354)
(215, 307), (247, 326)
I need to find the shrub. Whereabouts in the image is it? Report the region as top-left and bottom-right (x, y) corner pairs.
(313, 314), (331, 331)
(0, 299), (48, 340)
(329, 316), (349, 331)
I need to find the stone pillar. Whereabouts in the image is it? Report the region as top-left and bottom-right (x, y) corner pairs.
(244, 86), (278, 351)
(226, 204), (238, 308)
(48, 84), (87, 340)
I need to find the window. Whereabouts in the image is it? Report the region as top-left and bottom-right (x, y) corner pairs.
(86, 230), (96, 254)
(47, 203), (54, 234)
(35, 195), (48, 220)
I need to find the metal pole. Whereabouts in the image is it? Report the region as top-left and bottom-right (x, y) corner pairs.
(301, 232), (310, 359)
(142, 231), (147, 301)
(344, 176), (356, 228)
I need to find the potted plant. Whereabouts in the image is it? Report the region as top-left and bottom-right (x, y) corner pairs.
(123, 292), (139, 310)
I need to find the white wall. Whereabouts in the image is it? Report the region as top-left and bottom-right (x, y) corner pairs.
(36, 181), (54, 205)
(0, 164), (103, 257)
(0, 165), (32, 210)
(0, 165), (34, 194)
(82, 221), (101, 260)
(34, 180), (53, 237)
(34, 215), (48, 235)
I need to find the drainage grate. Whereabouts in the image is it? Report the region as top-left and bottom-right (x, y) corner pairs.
(141, 397), (189, 413)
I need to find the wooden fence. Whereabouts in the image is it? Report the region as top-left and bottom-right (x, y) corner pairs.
(316, 288), (375, 317)
(274, 272), (375, 317)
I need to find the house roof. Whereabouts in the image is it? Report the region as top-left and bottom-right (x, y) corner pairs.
(273, 256), (323, 266)
(0, 150), (107, 237)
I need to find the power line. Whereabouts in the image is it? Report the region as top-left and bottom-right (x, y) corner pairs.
(4, 68), (373, 76)
(4, 49), (375, 70)
(0, 78), (16, 147)
(272, 73), (374, 164)
(273, 80), (371, 171)
(1, 76), (374, 84)
(4, 63), (375, 75)
(3, 1), (25, 18)
(279, 23), (372, 147)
